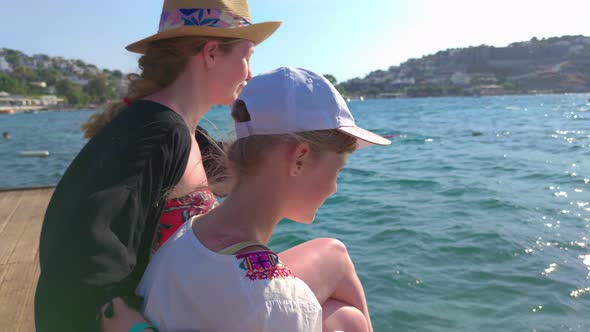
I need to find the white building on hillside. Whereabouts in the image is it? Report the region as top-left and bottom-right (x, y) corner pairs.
(0, 56), (12, 72)
(451, 71), (472, 85)
(30, 81), (47, 88)
(393, 77), (415, 85)
(67, 76), (89, 86)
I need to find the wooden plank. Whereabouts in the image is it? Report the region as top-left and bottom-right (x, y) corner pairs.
(0, 191), (23, 234)
(0, 191), (8, 203)
(31, 188), (52, 240)
(9, 189), (52, 264)
(0, 191), (40, 266)
(16, 254), (39, 332)
(0, 261), (39, 331)
(0, 188), (54, 331)
(0, 264), (8, 301)
(39, 188), (55, 197)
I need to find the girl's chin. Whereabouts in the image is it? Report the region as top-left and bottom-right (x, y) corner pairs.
(214, 82), (248, 105)
(288, 214), (317, 225)
(217, 94), (238, 106)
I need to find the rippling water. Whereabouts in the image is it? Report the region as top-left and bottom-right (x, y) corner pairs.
(1, 94), (589, 331)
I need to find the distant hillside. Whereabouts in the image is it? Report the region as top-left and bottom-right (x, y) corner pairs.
(336, 35), (590, 98)
(4, 35), (590, 103)
(0, 48), (128, 106)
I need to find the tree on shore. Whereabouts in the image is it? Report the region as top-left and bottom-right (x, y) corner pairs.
(323, 74), (337, 85)
(0, 73), (27, 95)
(83, 75), (117, 103)
(35, 68), (61, 86)
(56, 79), (88, 105)
(111, 70), (123, 79)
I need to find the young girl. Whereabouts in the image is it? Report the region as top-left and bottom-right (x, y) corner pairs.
(137, 67), (391, 331)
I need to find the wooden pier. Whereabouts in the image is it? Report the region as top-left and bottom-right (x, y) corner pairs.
(0, 187), (54, 331)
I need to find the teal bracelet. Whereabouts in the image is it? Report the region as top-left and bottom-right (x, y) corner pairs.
(129, 322), (157, 332)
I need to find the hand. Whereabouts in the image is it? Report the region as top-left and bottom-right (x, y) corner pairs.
(100, 297), (151, 332)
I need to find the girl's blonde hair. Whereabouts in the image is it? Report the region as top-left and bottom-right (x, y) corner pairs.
(208, 100), (357, 195)
(81, 36), (241, 139)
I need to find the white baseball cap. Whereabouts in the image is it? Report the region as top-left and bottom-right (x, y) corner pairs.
(234, 67), (391, 149)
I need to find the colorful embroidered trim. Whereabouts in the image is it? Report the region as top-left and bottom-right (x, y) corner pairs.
(159, 8), (251, 32)
(237, 251), (295, 281)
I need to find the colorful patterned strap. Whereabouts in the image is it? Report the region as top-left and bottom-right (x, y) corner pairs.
(218, 241), (270, 255)
(159, 8), (251, 32)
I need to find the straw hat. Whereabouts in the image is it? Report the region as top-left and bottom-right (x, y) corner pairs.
(126, 0), (282, 54)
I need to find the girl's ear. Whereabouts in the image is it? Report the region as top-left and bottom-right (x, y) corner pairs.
(289, 142), (310, 177)
(202, 40), (220, 69)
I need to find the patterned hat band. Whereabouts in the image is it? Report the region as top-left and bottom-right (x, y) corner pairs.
(159, 8), (252, 32)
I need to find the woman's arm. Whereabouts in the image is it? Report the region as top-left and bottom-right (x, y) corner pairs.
(100, 298), (153, 332)
(36, 118), (192, 331)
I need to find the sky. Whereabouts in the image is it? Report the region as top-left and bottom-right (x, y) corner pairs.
(1, 0), (590, 82)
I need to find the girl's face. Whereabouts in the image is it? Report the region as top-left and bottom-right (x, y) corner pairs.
(285, 150), (349, 223)
(210, 40), (255, 105)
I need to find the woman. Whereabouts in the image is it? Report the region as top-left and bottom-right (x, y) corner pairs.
(137, 67), (391, 331)
(36, 1), (373, 331)
(35, 1), (280, 331)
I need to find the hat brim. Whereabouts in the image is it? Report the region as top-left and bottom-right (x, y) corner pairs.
(126, 21), (282, 54)
(337, 126), (392, 149)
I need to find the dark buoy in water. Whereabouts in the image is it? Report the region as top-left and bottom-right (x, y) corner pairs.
(471, 131), (483, 137)
(2, 131), (9, 140)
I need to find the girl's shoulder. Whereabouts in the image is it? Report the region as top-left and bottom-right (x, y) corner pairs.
(231, 250), (322, 329)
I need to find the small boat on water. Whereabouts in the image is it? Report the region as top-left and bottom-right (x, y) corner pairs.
(18, 150), (50, 158)
(0, 109), (15, 114)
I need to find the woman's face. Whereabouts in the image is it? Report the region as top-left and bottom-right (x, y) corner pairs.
(285, 150), (349, 223)
(211, 40), (255, 105)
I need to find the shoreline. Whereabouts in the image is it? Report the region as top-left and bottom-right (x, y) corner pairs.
(345, 90), (590, 101)
(0, 105), (101, 113)
(1, 90), (589, 113)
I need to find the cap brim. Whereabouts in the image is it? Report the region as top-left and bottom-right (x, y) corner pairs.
(126, 21), (282, 54)
(337, 126), (392, 149)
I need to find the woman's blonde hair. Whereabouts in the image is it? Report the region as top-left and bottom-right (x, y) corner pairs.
(208, 100), (357, 195)
(81, 36), (241, 138)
